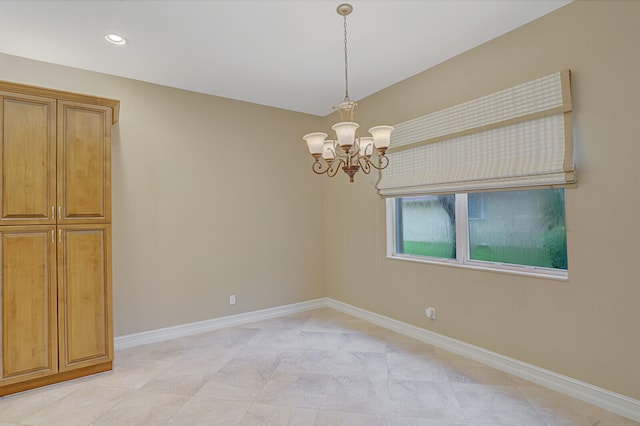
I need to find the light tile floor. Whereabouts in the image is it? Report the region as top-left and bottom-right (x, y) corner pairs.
(0, 308), (637, 425)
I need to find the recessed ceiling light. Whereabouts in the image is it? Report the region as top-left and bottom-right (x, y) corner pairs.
(105, 34), (127, 45)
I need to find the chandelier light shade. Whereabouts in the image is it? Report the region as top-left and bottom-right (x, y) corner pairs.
(303, 3), (394, 183)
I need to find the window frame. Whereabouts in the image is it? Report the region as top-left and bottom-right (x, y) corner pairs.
(385, 193), (568, 281)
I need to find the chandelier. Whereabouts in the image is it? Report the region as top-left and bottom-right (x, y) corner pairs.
(303, 3), (394, 183)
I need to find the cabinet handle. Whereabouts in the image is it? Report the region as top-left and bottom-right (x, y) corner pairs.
(59, 230), (62, 244)
(58, 206), (61, 220)
(51, 206), (55, 220)
(51, 230), (55, 244)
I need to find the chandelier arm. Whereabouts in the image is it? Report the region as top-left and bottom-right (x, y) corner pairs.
(358, 157), (372, 175)
(331, 144), (352, 160)
(365, 154), (390, 171)
(327, 158), (344, 177)
(312, 160), (331, 175)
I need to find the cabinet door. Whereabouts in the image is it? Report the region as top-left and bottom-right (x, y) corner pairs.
(57, 101), (111, 224)
(57, 225), (112, 371)
(0, 226), (57, 384)
(0, 93), (56, 225)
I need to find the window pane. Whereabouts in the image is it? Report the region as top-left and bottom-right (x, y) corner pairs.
(396, 195), (456, 259)
(468, 189), (567, 269)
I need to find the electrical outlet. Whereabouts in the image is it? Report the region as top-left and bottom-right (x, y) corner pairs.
(425, 307), (436, 320)
(229, 294), (236, 305)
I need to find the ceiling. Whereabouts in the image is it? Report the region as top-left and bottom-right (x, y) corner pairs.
(0, 0), (571, 116)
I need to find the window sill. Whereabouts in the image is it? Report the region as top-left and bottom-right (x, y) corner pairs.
(387, 254), (568, 282)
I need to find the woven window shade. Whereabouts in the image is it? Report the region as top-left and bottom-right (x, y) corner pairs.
(377, 70), (575, 197)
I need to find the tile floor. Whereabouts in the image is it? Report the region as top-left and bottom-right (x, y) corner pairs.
(0, 308), (637, 425)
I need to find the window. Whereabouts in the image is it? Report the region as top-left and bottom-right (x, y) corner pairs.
(381, 71), (573, 280)
(395, 195), (456, 259)
(388, 188), (568, 278)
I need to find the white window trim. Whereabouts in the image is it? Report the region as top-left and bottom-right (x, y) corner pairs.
(385, 198), (568, 281)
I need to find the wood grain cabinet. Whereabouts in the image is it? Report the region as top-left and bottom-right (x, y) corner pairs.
(0, 226), (57, 386)
(0, 82), (119, 396)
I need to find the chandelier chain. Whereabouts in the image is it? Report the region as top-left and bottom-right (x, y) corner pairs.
(343, 14), (349, 101)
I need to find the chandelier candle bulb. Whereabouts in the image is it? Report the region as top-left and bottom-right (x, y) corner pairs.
(332, 121), (359, 150)
(369, 125), (394, 152)
(359, 136), (374, 157)
(323, 140), (336, 161)
(303, 132), (328, 157)
(302, 3), (394, 182)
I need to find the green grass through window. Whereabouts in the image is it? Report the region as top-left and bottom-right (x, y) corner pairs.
(402, 241), (564, 269)
(402, 241), (455, 259)
(469, 245), (553, 268)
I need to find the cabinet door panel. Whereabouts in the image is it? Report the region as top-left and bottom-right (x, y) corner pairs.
(58, 225), (112, 371)
(0, 227), (57, 384)
(57, 102), (111, 224)
(0, 93), (56, 225)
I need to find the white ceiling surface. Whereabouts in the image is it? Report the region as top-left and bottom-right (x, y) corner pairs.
(0, 0), (571, 116)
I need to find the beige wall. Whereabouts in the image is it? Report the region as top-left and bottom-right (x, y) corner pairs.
(324, 0), (640, 400)
(0, 53), (326, 336)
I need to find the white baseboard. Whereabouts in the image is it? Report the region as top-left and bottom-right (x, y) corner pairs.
(114, 297), (639, 422)
(114, 298), (327, 350)
(325, 298), (640, 423)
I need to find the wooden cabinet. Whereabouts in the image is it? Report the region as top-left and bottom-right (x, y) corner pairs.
(0, 93), (56, 225)
(57, 101), (111, 224)
(0, 82), (118, 396)
(0, 226), (57, 385)
(58, 225), (112, 371)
